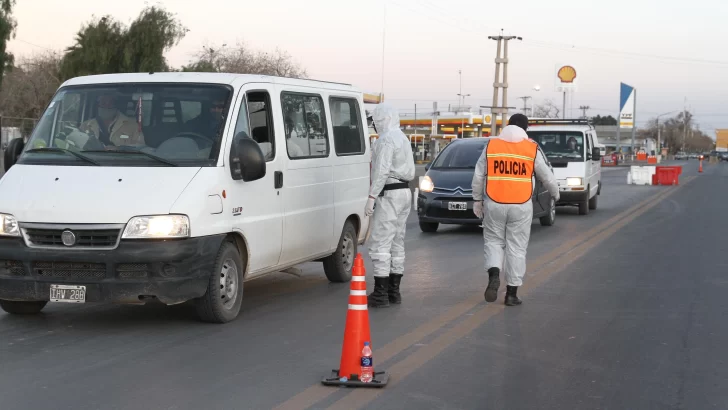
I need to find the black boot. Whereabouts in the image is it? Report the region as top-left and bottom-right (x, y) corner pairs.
(368, 276), (390, 308)
(484, 267), (500, 303)
(505, 285), (523, 306)
(388, 273), (403, 304)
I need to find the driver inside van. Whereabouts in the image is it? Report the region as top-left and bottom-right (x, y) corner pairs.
(566, 136), (579, 152)
(77, 94), (146, 148)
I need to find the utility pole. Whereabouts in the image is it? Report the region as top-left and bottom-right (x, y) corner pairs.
(579, 105), (590, 119)
(484, 32), (522, 136)
(519, 96), (532, 115)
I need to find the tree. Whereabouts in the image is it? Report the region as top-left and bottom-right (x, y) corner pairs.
(591, 115), (617, 125)
(641, 111), (714, 153)
(60, 6), (187, 80)
(0, 0), (17, 88)
(0, 52), (62, 119)
(182, 41), (308, 78)
(532, 100), (560, 118)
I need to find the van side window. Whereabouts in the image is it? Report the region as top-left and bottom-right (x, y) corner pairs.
(281, 92), (330, 159)
(238, 91), (275, 162)
(330, 97), (365, 156)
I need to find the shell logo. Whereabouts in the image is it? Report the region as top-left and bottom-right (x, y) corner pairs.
(557, 66), (577, 83)
(484, 115), (491, 123)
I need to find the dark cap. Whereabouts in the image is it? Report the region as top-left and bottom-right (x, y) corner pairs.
(508, 113), (529, 131)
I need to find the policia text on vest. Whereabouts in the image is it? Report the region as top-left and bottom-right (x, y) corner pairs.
(486, 139), (538, 205)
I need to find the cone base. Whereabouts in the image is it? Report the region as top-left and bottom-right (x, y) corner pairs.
(321, 369), (389, 388)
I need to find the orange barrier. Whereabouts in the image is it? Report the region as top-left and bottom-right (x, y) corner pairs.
(647, 155), (657, 164)
(636, 152), (648, 161)
(321, 254), (389, 388)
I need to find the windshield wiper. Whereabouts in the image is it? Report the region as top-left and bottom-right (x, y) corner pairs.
(82, 149), (178, 167)
(25, 148), (100, 166)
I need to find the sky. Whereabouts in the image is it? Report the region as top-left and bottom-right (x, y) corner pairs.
(7, 0), (728, 135)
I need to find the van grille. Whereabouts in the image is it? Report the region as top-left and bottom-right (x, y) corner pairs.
(24, 228), (120, 249)
(0, 260), (26, 276)
(34, 261), (106, 279)
(117, 263), (150, 279)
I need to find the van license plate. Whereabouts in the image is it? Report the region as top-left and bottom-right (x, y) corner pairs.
(50, 285), (86, 303)
(448, 202), (467, 211)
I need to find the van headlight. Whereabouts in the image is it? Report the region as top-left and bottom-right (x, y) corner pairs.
(0, 213), (20, 237)
(122, 215), (190, 239)
(566, 177), (583, 187)
(420, 176), (435, 193)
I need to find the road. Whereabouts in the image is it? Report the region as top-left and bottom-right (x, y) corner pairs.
(1, 160), (725, 410)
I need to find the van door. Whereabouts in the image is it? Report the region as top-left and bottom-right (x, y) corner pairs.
(587, 131), (600, 196)
(277, 89), (334, 264)
(227, 87), (283, 273)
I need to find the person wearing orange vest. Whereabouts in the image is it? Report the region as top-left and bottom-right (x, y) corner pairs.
(471, 114), (559, 306)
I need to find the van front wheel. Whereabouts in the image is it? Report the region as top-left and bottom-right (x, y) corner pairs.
(0, 300), (47, 315)
(323, 220), (356, 283)
(195, 242), (245, 324)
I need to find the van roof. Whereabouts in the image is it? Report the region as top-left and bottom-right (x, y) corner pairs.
(60, 72), (363, 93)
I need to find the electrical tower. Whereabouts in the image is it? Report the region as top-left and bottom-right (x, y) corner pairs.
(482, 33), (522, 136)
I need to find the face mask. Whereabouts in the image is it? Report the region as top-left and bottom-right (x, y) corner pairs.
(98, 107), (116, 122)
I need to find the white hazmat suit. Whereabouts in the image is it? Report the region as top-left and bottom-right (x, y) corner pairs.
(471, 125), (559, 305)
(365, 103), (415, 307)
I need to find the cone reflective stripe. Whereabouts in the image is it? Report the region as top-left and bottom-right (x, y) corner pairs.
(338, 254), (372, 380)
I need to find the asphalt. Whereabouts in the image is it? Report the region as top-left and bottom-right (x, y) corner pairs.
(1, 160), (724, 410)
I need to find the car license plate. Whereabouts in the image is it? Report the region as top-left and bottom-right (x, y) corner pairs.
(448, 202), (467, 211)
(50, 284), (86, 303)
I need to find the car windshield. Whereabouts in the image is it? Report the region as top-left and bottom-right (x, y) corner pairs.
(431, 141), (485, 169)
(18, 83), (233, 167)
(528, 131), (585, 162)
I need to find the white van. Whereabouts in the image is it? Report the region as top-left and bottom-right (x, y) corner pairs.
(0, 73), (371, 323)
(527, 119), (602, 215)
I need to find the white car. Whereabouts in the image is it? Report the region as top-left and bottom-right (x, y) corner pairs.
(527, 119), (602, 215)
(0, 73), (372, 323)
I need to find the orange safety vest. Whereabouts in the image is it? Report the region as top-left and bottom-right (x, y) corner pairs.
(485, 138), (538, 204)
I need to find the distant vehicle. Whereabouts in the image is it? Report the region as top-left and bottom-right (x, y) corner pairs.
(0, 72), (373, 323)
(416, 137), (556, 233)
(527, 119), (602, 216)
(674, 151), (688, 160)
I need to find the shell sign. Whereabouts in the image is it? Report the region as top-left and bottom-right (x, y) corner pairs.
(557, 66), (577, 83)
(555, 64), (578, 92)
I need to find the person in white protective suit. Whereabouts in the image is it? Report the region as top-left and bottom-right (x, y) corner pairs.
(364, 103), (415, 308)
(471, 114), (559, 306)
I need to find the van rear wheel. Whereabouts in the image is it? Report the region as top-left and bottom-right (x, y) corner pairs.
(323, 220), (356, 283)
(195, 241), (245, 324)
(0, 300), (47, 315)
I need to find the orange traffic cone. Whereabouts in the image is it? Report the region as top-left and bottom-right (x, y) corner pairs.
(321, 253), (389, 388)
(699, 157), (703, 173)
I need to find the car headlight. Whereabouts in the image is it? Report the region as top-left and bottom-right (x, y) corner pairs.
(0, 213), (20, 237)
(122, 215), (190, 239)
(419, 176), (435, 193)
(566, 177), (583, 187)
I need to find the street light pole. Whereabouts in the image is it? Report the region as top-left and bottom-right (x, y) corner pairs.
(656, 110), (678, 157)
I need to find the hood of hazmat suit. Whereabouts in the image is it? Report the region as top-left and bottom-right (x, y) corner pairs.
(367, 102), (416, 280)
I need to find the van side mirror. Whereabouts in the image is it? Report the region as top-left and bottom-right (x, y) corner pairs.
(591, 147), (601, 161)
(4, 138), (25, 172)
(424, 162), (432, 171)
(229, 132), (266, 182)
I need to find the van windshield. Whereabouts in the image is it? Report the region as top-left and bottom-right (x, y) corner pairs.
(19, 83), (233, 167)
(527, 131), (585, 162)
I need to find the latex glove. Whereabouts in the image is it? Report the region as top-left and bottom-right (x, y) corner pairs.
(473, 201), (484, 219)
(365, 196), (376, 216)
